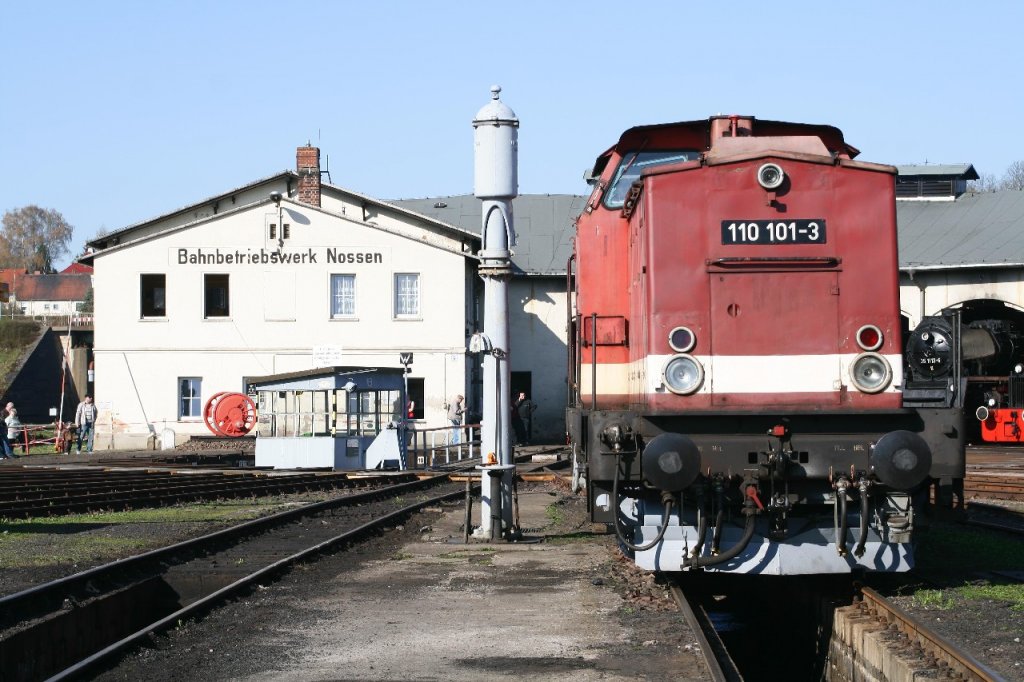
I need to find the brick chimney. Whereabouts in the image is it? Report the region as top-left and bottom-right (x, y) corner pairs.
(296, 143), (321, 206)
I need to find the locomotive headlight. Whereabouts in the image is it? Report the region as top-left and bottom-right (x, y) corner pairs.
(850, 352), (892, 394)
(663, 354), (704, 395)
(757, 162), (785, 190)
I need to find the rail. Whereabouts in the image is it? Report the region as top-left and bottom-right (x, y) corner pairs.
(857, 587), (1002, 681)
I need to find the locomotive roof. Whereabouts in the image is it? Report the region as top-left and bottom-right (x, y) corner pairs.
(389, 194), (584, 276)
(613, 117), (860, 159)
(898, 190), (1024, 269)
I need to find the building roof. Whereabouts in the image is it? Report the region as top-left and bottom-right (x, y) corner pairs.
(14, 273), (92, 302)
(898, 190), (1024, 269)
(896, 164), (979, 180)
(61, 262), (93, 275)
(85, 171), (479, 259)
(389, 194), (585, 276)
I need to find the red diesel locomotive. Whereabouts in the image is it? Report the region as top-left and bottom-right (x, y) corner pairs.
(567, 115), (966, 574)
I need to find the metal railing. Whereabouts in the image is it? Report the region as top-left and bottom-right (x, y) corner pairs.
(406, 423), (480, 469)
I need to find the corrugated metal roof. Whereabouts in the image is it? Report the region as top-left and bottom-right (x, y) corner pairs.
(896, 163), (978, 179)
(389, 194), (585, 276)
(898, 190), (1024, 268)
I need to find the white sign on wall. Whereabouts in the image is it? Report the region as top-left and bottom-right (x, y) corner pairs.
(312, 345), (343, 368)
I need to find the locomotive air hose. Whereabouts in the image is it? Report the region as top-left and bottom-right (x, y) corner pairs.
(692, 492), (709, 558)
(837, 492), (849, 557)
(685, 503), (757, 568)
(711, 488), (725, 554)
(854, 489), (870, 558)
(610, 460), (674, 552)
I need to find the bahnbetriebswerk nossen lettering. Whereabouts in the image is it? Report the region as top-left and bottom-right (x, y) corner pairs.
(174, 247), (386, 266)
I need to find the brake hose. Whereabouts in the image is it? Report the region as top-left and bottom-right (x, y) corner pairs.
(611, 459), (674, 552)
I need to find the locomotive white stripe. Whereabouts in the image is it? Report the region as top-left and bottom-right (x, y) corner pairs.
(578, 353), (903, 395)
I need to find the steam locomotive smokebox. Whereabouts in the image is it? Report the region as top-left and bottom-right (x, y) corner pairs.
(870, 430), (932, 490)
(642, 433), (701, 492)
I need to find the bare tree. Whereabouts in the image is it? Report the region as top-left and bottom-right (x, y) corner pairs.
(1002, 160), (1024, 191)
(968, 172), (1001, 193)
(0, 206), (74, 272)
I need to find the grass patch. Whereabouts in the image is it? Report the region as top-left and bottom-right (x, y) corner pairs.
(959, 583), (1024, 611)
(912, 589), (956, 610)
(0, 501), (289, 569)
(545, 503), (565, 525)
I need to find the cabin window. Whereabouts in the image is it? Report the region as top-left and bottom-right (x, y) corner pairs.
(603, 150), (701, 208)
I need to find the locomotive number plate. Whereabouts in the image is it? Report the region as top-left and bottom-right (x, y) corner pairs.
(721, 219), (826, 245)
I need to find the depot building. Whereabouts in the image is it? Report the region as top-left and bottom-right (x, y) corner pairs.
(83, 145), (577, 450)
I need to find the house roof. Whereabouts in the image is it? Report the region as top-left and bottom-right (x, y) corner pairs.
(896, 164), (979, 180)
(898, 190), (1024, 269)
(61, 262), (93, 274)
(389, 194), (585, 276)
(85, 171), (479, 259)
(14, 274), (92, 302)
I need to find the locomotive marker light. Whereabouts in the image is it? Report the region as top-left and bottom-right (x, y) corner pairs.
(757, 162), (785, 190)
(856, 324), (884, 352)
(472, 86), (519, 540)
(668, 326), (696, 353)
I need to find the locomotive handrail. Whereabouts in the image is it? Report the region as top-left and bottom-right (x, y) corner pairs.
(706, 256), (841, 268)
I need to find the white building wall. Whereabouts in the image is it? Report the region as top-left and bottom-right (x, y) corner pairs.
(93, 197), (474, 449)
(899, 268), (1024, 326)
(509, 277), (568, 442)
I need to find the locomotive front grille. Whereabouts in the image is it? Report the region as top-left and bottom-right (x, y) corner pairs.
(1010, 374), (1024, 408)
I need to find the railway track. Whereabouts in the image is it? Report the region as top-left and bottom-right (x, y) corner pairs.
(836, 587), (1005, 682)
(0, 474), (469, 681)
(0, 469), (419, 519)
(669, 584), (742, 681)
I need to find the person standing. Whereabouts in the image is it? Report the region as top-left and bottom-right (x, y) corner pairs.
(75, 395), (98, 454)
(446, 394), (466, 444)
(0, 411), (12, 459)
(6, 408), (23, 454)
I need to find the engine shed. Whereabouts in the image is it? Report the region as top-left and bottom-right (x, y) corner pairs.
(247, 366), (407, 471)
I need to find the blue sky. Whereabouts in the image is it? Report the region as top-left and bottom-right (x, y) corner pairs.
(3, 1), (1022, 269)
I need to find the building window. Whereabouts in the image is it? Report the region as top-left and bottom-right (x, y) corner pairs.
(394, 273), (420, 317)
(141, 274), (166, 317)
(179, 377), (202, 418)
(204, 274), (230, 318)
(330, 274), (356, 318)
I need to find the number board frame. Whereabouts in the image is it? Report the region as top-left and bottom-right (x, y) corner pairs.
(721, 219), (826, 245)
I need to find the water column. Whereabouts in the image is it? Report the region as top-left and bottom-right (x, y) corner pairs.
(472, 86), (518, 538)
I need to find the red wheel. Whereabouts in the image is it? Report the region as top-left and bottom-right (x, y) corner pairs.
(211, 393), (257, 437)
(203, 392), (230, 436)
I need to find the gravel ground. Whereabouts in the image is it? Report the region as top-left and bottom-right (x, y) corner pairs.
(2, 454), (1021, 680)
(88, 482), (709, 681)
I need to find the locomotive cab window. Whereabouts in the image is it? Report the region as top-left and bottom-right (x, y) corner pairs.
(603, 150), (701, 208)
